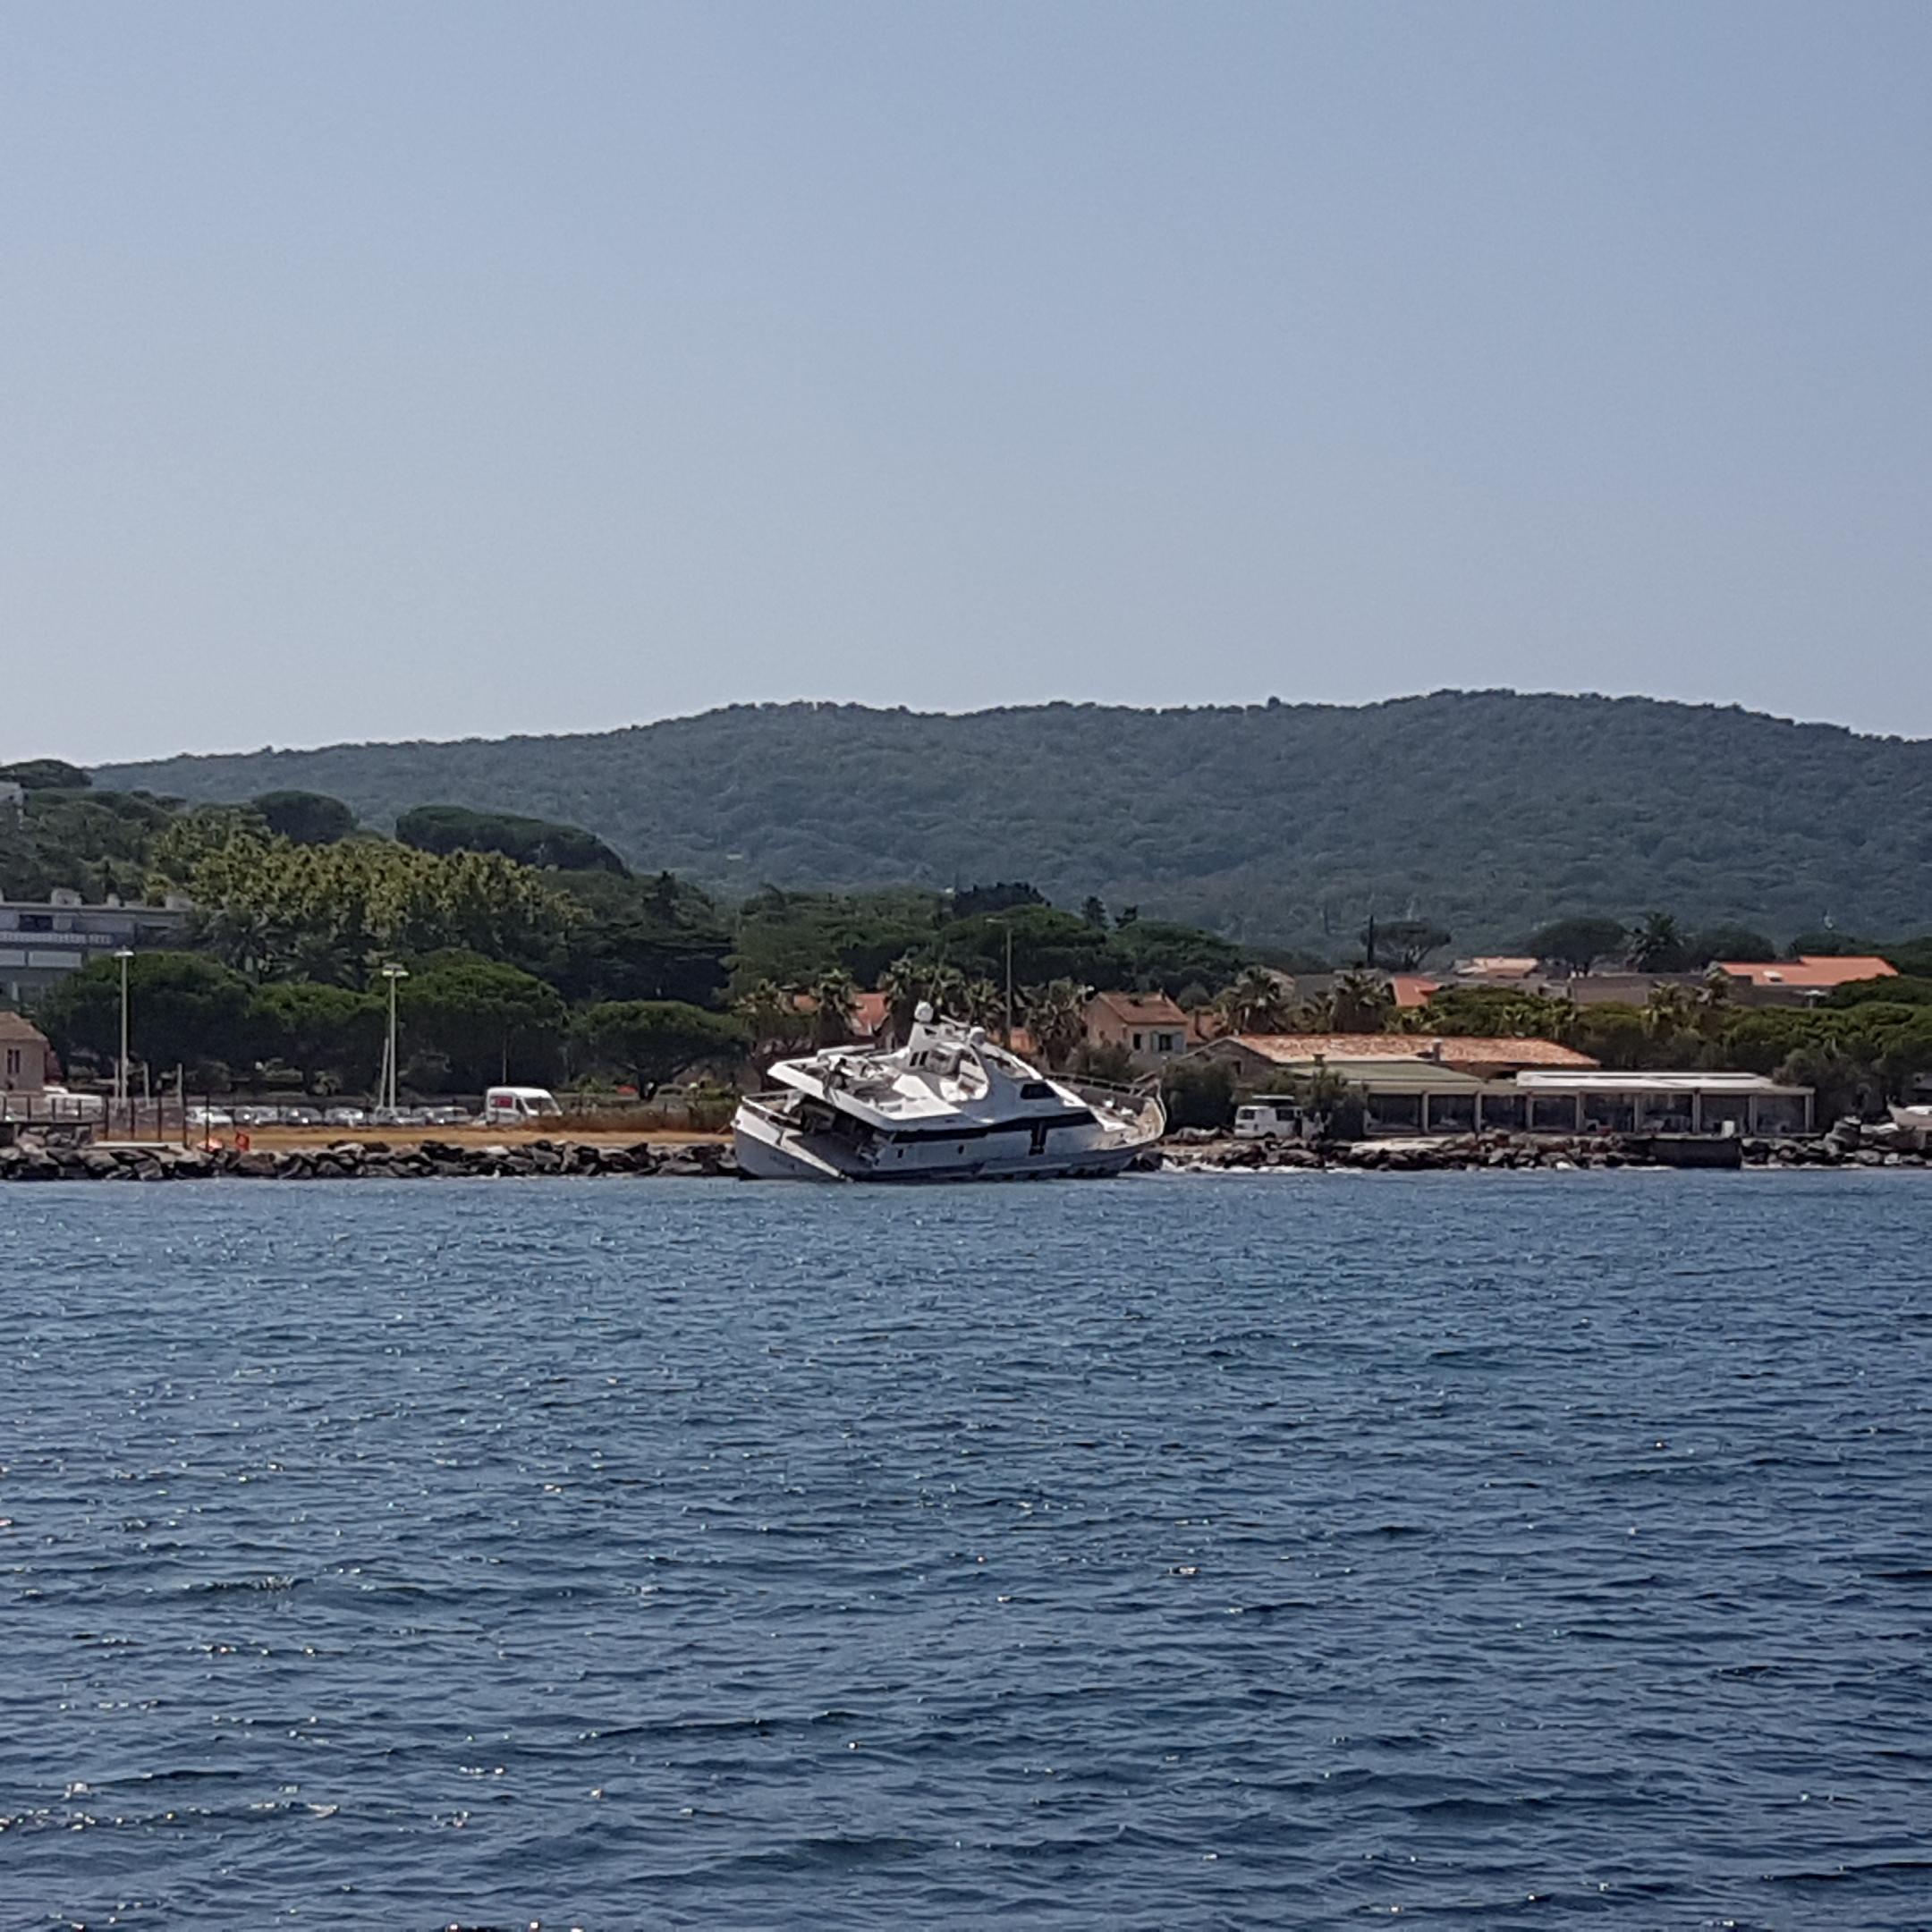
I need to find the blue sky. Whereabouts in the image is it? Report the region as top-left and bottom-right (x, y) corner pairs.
(4, 1), (1928, 760)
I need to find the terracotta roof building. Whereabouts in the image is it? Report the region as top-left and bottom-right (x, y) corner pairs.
(1083, 991), (1190, 1069)
(1212, 1032), (1598, 1078)
(1189, 1033), (1817, 1140)
(1191, 1030), (1599, 1137)
(1716, 956), (1897, 1004)
(0, 1012), (53, 1095)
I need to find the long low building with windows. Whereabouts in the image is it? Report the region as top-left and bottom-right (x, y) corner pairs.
(1192, 1034), (1815, 1138)
(1512, 1070), (1812, 1137)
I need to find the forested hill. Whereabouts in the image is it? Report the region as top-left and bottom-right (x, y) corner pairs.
(96, 693), (1932, 949)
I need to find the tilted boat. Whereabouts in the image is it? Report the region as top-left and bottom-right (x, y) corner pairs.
(733, 1004), (1165, 1182)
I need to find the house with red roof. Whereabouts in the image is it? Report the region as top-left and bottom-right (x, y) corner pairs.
(0, 1012), (53, 1097)
(1082, 990), (1191, 1069)
(1190, 1030), (1602, 1136)
(1715, 956), (1896, 1006)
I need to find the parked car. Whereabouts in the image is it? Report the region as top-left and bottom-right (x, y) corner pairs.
(1232, 1097), (1310, 1140)
(482, 1086), (565, 1128)
(324, 1106), (368, 1128)
(39, 1088), (106, 1122)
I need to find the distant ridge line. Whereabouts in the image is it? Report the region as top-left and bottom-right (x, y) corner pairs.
(92, 691), (1932, 948)
(93, 689), (1927, 768)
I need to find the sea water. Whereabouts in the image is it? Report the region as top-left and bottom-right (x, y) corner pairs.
(1, 1173), (1928, 1929)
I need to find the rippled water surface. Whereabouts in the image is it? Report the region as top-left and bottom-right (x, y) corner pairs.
(3, 1173), (1930, 1929)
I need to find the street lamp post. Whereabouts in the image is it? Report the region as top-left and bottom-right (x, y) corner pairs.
(380, 964), (409, 1113)
(113, 947), (135, 1127)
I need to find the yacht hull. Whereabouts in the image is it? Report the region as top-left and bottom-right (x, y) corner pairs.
(733, 1094), (1157, 1183)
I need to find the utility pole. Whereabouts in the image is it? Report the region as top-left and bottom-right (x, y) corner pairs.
(113, 947), (134, 1129)
(1004, 924), (1014, 1047)
(381, 963), (409, 1113)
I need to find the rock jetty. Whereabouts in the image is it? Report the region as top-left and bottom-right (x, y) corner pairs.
(0, 1138), (741, 1182)
(1158, 1120), (1930, 1173)
(3, 1123), (1923, 1182)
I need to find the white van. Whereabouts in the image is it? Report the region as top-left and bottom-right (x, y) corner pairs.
(482, 1085), (565, 1128)
(1233, 1097), (1308, 1140)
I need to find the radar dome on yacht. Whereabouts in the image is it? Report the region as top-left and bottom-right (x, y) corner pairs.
(914, 1001), (935, 1023)
(968, 1026), (987, 1045)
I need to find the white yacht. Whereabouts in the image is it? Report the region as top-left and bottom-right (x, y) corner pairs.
(733, 1004), (1165, 1182)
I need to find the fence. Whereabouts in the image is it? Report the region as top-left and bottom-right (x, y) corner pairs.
(1, 1091), (106, 1125)
(99, 1098), (191, 1143)
(556, 1091), (739, 1133)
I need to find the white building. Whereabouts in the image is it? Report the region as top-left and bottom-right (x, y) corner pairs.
(0, 892), (194, 1006)
(1512, 1070), (1812, 1137)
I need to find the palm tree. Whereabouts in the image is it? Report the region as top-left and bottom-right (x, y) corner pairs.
(733, 979), (807, 1072)
(1330, 970), (1395, 1033)
(1627, 911), (1689, 972)
(1021, 979), (1093, 1069)
(1509, 994), (1580, 1044)
(923, 962), (968, 1020)
(880, 954), (926, 1039)
(1214, 965), (1292, 1033)
(809, 968), (860, 1046)
(1643, 983), (1695, 1040)
(879, 954), (972, 1035)
(961, 977), (1006, 1030)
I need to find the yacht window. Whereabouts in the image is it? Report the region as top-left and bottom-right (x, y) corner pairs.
(1020, 1081), (1053, 1099)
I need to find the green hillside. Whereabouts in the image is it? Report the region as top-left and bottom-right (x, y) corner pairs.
(95, 692), (1932, 949)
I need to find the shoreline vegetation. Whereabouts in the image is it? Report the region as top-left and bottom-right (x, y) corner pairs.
(4, 760), (1932, 1131)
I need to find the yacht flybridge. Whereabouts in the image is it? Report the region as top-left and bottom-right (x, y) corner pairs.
(733, 1004), (1165, 1182)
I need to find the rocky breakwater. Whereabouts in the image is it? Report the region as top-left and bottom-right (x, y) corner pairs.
(1159, 1124), (1932, 1173)
(1750, 1115), (1930, 1168)
(0, 1137), (741, 1182)
(1161, 1131), (1639, 1173)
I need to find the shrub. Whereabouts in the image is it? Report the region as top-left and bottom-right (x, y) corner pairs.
(1161, 1059), (1234, 1130)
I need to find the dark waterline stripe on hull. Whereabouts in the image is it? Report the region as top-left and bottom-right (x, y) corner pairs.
(871, 1109), (1097, 1144)
(845, 1159), (1137, 1183)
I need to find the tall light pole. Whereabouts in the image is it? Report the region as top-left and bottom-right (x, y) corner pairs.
(113, 947), (134, 1120)
(381, 963), (408, 1113)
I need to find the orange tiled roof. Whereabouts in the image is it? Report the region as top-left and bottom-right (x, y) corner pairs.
(0, 1012), (49, 1046)
(1717, 956), (1897, 989)
(1229, 1032), (1598, 1070)
(1088, 990), (1189, 1026)
(1389, 974), (1439, 1010)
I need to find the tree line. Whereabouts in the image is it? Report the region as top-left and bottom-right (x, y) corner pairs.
(86, 692), (1932, 950)
(6, 767), (1930, 1109)
(12, 780), (1260, 1097)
